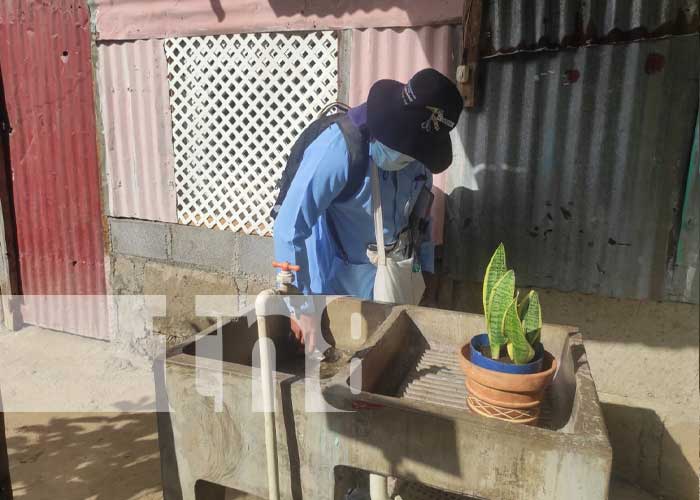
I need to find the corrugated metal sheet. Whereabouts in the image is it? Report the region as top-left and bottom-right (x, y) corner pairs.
(444, 34), (699, 301)
(96, 39), (177, 223)
(482, 0), (699, 56)
(0, 0), (108, 337)
(347, 26), (460, 244)
(347, 26), (459, 107)
(91, 0), (463, 41)
(667, 113), (699, 303)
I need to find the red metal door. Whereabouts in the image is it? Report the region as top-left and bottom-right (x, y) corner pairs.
(0, 0), (107, 338)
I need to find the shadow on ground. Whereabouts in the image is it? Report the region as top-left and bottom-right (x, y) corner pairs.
(5, 412), (161, 500)
(603, 402), (699, 500)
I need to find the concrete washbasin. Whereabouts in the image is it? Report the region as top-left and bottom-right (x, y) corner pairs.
(158, 297), (612, 500)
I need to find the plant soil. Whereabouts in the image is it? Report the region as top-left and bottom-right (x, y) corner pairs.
(478, 344), (515, 365)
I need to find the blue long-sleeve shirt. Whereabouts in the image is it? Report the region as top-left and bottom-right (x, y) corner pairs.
(273, 120), (434, 300)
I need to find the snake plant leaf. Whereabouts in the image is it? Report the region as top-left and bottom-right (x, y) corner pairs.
(486, 270), (515, 359)
(482, 243), (507, 319)
(521, 290), (542, 345)
(503, 298), (535, 365)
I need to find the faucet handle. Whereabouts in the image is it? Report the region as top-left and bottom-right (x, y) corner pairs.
(272, 261), (301, 272)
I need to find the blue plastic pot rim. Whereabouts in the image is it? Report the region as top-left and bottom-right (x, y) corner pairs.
(469, 333), (544, 375)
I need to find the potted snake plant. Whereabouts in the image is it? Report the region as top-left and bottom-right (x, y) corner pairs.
(458, 244), (557, 424)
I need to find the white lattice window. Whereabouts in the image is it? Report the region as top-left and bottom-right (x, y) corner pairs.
(165, 31), (338, 235)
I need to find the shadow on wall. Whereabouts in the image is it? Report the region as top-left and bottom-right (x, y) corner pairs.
(5, 413), (161, 500)
(602, 402), (699, 500)
(209, 0), (225, 22)
(436, 276), (700, 349)
(266, 0), (460, 22)
(268, 0), (465, 78)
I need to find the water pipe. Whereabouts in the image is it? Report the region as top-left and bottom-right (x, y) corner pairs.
(255, 261), (300, 500)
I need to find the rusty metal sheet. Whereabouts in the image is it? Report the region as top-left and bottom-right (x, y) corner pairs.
(482, 0), (699, 57)
(0, 0), (108, 337)
(96, 39), (178, 223)
(444, 35), (699, 301)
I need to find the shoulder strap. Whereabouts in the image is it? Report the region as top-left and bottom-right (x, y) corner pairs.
(370, 161), (386, 265)
(324, 114), (369, 262)
(336, 114), (369, 201)
(270, 113), (345, 220)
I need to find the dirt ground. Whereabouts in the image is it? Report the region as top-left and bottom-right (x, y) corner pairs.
(4, 412), (161, 500)
(1, 326), (656, 500)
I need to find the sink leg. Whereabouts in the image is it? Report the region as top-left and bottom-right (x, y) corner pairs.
(369, 473), (389, 500)
(194, 480), (226, 500)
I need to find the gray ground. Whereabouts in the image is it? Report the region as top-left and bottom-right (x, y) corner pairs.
(1, 326), (655, 499)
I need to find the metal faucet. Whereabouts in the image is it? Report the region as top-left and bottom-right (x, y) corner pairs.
(273, 260), (301, 295)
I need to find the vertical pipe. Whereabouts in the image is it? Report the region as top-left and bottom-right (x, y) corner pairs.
(255, 291), (280, 500)
(369, 474), (389, 500)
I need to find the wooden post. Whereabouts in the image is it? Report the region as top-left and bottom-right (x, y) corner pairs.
(456, 0), (483, 108)
(0, 73), (21, 331)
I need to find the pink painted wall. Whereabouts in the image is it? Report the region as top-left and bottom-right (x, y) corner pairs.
(96, 39), (178, 223)
(93, 0), (462, 40)
(347, 26), (459, 244)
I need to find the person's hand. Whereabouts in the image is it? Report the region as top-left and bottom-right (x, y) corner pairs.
(291, 313), (317, 354)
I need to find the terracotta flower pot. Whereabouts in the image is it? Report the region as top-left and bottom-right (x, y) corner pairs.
(458, 342), (557, 425)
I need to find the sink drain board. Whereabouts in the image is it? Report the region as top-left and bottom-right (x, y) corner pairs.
(398, 348), (467, 410)
(397, 348), (554, 428)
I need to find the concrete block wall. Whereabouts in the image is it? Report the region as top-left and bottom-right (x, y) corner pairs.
(108, 217), (275, 345)
(437, 278), (699, 500)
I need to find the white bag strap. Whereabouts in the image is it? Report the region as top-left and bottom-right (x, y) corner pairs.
(370, 161), (386, 266)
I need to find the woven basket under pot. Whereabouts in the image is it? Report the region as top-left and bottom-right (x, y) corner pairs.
(458, 341), (557, 425)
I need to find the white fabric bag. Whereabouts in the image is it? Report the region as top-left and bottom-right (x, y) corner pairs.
(367, 162), (425, 305)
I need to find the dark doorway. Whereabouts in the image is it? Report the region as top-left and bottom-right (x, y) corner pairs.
(0, 66), (21, 330)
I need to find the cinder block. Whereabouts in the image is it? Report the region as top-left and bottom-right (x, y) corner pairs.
(234, 233), (275, 282)
(110, 254), (146, 294)
(170, 223), (237, 271)
(143, 261), (239, 342)
(110, 218), (169, 260)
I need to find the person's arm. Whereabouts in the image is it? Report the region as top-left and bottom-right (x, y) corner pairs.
(273, 126), (350, 295)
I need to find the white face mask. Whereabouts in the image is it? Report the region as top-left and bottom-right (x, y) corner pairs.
(370, 141), (415, 171)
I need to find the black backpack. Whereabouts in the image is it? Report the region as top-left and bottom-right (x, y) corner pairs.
(270, 106), (370, 221)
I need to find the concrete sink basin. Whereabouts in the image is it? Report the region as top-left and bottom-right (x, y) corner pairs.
(158, 297), (611, 500)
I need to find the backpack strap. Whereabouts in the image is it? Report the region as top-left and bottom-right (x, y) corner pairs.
(336, 114), (370, 201)
(326, 114), (369, 261)
(271, 110), (369, 262)
(270, 113), (345, 219)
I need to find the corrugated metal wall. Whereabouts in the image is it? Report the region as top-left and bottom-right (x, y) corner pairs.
(0, 0), (108, 336)
(347, 26), (459, 106)
(482, 0), (699, 56)
(444, 34), (699, 301)
(667, 114), (699, 303)
(90, 0), (463, 41)
(96, 39), (177, 223)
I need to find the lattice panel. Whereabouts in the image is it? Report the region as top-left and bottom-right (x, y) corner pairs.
(165, 32), (338, 235)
